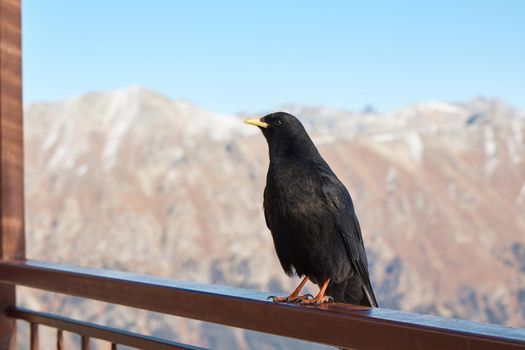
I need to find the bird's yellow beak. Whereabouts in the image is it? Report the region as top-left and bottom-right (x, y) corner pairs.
(244, 117), (269, 128)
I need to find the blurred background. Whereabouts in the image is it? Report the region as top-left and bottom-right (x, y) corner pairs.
(19, 1), (524, 349)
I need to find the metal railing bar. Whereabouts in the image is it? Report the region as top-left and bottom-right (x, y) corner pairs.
(9, 308), (206, 350)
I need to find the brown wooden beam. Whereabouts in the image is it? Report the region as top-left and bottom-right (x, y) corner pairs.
(0, 0), (24, 349)
(0, 0), (24, 260)
(1, 260), (524, 350)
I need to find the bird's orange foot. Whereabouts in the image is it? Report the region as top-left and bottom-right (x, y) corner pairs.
(267, 294), (314, 303)
(298, 295), (334, 305)
(267, 276), (311, 303)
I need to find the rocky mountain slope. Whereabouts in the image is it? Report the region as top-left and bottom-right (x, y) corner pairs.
(20, 86), (525, 349)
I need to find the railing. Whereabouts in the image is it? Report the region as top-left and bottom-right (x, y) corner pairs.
(1, 260), (525, 350)
(9, 308), (204, 350)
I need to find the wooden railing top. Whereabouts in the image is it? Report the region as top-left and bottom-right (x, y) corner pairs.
(1, 259), (524, 350)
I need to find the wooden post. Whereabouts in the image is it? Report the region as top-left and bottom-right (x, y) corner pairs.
(30, 323), (38, 350)
(81, 336), (90, 350)
(0, 0), (25, 349)
(56, 329), (63, 350)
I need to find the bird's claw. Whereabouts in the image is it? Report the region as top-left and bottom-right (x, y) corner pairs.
(267, 294), (314, 303)
(298, 295), (335, 305)
(314, 295), (334, 305)
(291, 293), (314, 303)
(268, 295), (290, 303)
(267, 295), (278, 302)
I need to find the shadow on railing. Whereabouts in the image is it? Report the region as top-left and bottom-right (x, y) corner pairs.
(1, 259), (524, 350)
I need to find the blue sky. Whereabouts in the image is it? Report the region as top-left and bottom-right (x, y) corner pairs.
(22, 1), (524, 114)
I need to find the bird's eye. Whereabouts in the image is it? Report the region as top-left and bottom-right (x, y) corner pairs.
(274, 119), (283, 125)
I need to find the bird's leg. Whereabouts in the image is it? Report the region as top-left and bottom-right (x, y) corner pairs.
(298, 278), (334, 305)
(268, 277), (313, 303)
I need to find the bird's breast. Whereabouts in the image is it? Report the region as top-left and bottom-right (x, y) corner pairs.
(265, 167), (324, 222)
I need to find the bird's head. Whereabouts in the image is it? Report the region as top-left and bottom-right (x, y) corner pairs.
(244, 112), (319, 159)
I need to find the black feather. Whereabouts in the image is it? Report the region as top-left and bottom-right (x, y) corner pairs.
(258, 112), (378, 307)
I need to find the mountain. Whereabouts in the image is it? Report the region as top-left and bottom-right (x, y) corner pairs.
(20, 86), (525, 349)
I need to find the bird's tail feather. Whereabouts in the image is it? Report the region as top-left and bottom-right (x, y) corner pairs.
(362, 285), (378, 307)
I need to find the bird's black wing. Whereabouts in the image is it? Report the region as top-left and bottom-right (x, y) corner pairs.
(316, 161), (378, 307)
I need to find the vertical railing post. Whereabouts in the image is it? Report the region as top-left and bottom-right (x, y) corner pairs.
(81, 335), (90, 350)
(56, 329), (63, 350)
(30, 323), (38, 350)
(0, 0), (25, 349)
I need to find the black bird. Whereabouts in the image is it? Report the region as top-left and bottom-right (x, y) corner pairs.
(245, 112), (378, 307)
